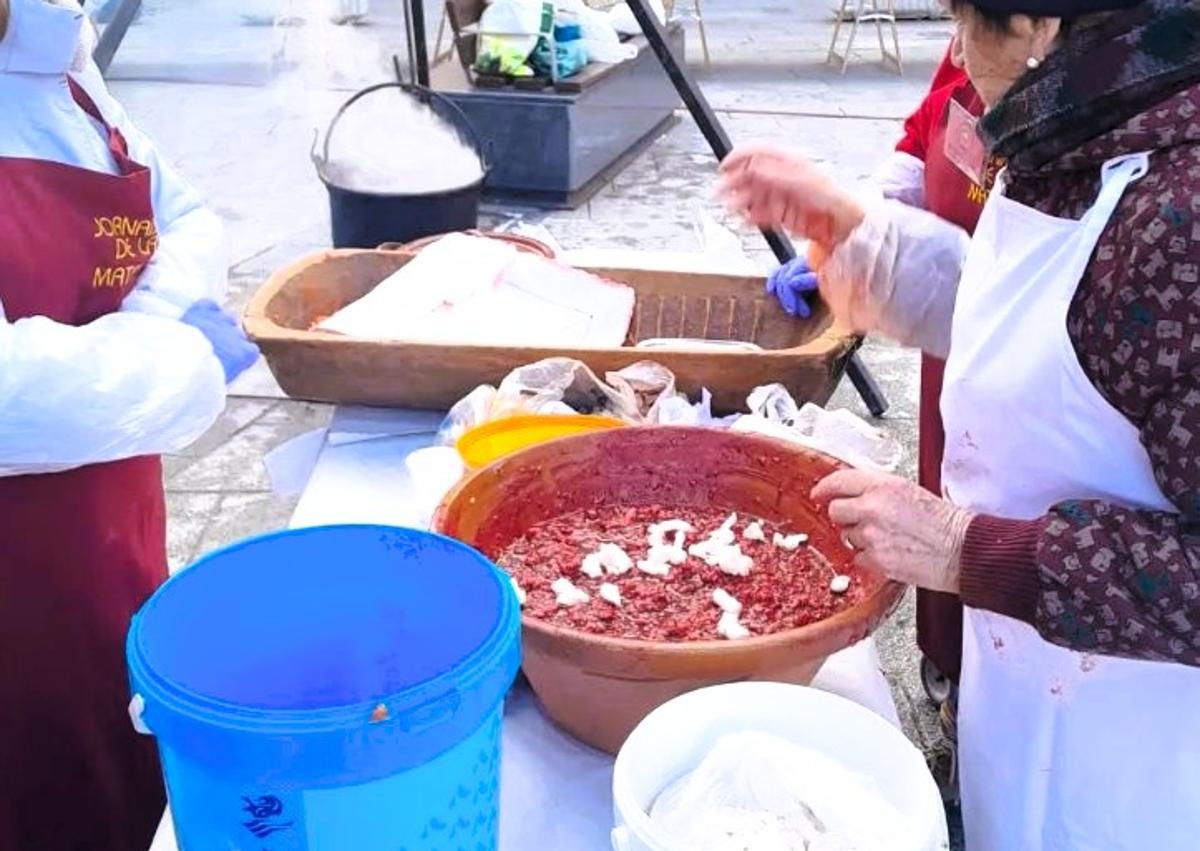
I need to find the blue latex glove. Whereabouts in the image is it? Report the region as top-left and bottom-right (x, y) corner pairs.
(766, 257), (819, 319)
(180, 299), (259, 384)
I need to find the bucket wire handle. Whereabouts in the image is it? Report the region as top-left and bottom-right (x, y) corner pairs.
(319, 82), (490, 174)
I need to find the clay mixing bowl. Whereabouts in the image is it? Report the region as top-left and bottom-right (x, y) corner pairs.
(433, 426), (904, 754)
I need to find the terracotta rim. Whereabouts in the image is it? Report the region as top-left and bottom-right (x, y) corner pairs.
(434, 426), (905, 660)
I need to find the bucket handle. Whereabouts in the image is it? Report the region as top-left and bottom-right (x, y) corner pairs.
(317, 82), (491, 174)
(610, 825), (633, 851)
(128, 694), (152, 736)
(394, 688), (463, 735)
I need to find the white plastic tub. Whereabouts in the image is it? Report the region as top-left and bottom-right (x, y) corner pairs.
(611, 682), (948, 851)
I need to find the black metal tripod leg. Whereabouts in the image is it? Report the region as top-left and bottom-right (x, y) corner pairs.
(846, 354), (888, 418)
(407, 0), (431, 87)
(622, 0), (888, 417)
(93, 0), (143, 75)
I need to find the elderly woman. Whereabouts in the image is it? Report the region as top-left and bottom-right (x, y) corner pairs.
(721, 0), (1200, 847)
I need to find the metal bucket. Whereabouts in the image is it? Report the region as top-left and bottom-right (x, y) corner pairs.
(313, 82), (490, 250)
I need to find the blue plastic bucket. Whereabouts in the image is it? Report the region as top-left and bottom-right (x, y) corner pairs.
(127, 525), (521, 851)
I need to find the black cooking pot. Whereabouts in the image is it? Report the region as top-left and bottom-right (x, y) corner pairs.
(313, 82), (490, 250)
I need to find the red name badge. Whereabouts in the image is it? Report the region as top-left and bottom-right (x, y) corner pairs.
(944, 98), (987, 186)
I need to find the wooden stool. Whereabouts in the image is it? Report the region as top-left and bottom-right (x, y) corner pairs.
(827, 0), (903, 75)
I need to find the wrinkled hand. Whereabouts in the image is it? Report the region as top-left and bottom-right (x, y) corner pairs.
(180, 299), (260, 384)
(811, 469), (974, 593)
(717, 146), (865, 252)
(766, 257), (819, 318)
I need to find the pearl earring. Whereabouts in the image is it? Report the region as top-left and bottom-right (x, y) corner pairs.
(1027, 56), (1041, 70)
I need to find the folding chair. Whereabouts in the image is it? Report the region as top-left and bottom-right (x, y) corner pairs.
(827, 0), (903, 75)
(662, 0), (710, 65)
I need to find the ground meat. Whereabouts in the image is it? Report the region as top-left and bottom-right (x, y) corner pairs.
(491, 505), (870, 642)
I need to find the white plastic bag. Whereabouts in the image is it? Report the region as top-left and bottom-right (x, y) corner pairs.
(649, 731), (907, 851)
(608, 0), (666, 35)
(480, 0), (548, 50)
(604, 360), (678, 420)
(477, 0), (552, 73)
(734, 385), (902, 472)
(556, 0), (638, 62)
(437, 357), (689, 443)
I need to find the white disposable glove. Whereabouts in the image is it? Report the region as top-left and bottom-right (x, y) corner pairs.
(820, 198), (970, 359)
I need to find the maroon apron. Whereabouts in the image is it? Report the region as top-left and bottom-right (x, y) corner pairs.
(916, 81), (994, 685)
(0, 79), (167, 850)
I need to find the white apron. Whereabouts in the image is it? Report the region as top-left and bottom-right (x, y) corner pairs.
(941, 152), (1200, 851)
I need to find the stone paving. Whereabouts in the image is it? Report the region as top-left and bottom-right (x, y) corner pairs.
(107, 0), (958, 811)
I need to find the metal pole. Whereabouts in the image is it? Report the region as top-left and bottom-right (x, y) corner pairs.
(408, 0), (431, 87)
(622, 0), (889, 417)
(93, 0), (143, 75)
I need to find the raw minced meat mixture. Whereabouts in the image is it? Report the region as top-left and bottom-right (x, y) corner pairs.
(492, 504), (868, 641)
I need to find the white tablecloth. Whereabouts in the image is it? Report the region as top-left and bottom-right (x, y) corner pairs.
(151, 407), (900, 850)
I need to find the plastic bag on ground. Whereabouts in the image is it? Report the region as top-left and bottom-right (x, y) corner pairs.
(734, 385), (902, 472)
(649, 731), (908, 851)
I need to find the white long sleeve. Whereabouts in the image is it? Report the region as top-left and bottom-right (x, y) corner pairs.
(873, 150), (926, 209)
(820, 199), (970, 358)
(0, 310), (225, 476)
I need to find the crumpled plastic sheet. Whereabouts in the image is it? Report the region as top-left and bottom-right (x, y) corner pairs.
(438, 366), (901, 472)
(437, 360), (900, 476)
(649, 731), (908, 851)
(735, 384), (902, 472)
(438, 358), (714, 444)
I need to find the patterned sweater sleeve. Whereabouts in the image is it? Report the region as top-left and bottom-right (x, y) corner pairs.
(959, 175), (1200, 666)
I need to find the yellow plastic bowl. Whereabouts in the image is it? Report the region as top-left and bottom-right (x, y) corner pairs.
(456, 414), (626, 469)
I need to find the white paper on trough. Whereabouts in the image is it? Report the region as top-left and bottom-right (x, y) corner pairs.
(318, 234), (636, 347)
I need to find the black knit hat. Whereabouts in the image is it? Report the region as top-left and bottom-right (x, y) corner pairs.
(968, 0), (1146, 13)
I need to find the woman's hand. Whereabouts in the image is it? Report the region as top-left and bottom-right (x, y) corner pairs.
(811, 469), (974, 593)
(717, 146), (865, 252)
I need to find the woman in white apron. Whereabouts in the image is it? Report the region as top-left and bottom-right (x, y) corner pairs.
(719, 0), (1200, 848)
